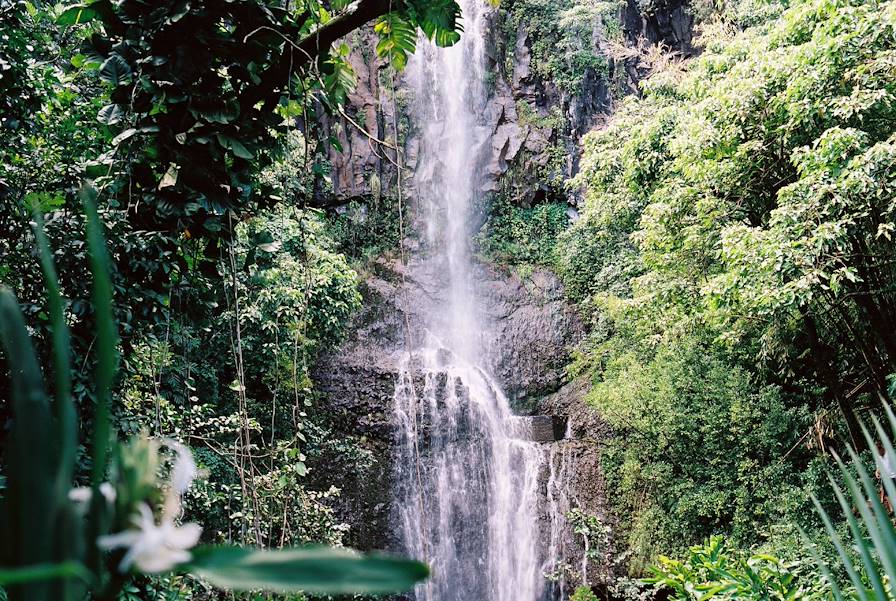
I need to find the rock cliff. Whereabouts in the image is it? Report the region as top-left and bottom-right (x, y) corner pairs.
(309, 0), (695, 591)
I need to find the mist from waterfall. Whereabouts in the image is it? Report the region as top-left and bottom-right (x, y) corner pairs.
(390, 1), (548, 600)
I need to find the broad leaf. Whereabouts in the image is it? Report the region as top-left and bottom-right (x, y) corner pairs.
(99, 54), (132, 86)
(56, 4), (99, 25)
(374, 13), (417, 71)
(0, 562), (90, 586)
(32, 211), (76, 503)
(82, 184), (118, 576)
(186, 546), (429, 594)
(216, 135), (254, 159)
(97, 104), (125, 125)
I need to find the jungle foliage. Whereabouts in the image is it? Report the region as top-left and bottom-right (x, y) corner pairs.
(0, 0), (462, 598)
(558, 0), (896, 575)
(4, 0), (896, 597)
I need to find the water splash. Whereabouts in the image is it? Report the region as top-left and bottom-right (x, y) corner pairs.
(390, 1), (549, 599)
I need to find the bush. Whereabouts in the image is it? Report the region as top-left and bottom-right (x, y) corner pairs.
(646, 537), (828, 601)
(570, 585), (599, 601)
(476, 199), (569, 268)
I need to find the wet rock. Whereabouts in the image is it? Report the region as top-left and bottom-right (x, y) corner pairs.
(517, 415), (568, 442)
(536, 378), (616, 595)
(538, 377), (609, 440)
(312, 258), (585, 550)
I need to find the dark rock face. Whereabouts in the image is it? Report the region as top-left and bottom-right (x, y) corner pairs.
(624, 0), (695, 55)
(479, 267), (584, 410)
(314, 0), (696, 226)
(314, 29), (400, 206)
(313, 257), (583, 399)
(538, 379), (616, 598)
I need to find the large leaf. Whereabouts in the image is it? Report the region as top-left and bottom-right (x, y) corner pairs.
(810, 409), (896, 600)
(216, 134), (254, 159)
(0, 563), (89, 586)
(99, 54), (132, 86)
(97, 104), (125, 125)
(56, 4), (99, 25)
(413, 0), (462, 47)
(186, 546), (429, 594)
(322, 50), (356, 108)
(57, 1), (115, 25)
(81, 184), (118, 576)
(0, 290), (55, 601)
(374, 13), (417, 71)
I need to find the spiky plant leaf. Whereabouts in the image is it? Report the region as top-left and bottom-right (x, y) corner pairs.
(81, 183), (119, 576)
(0, 289), (55, 601)
(31, 211), (76, 502)
(810, 412), (896, 600)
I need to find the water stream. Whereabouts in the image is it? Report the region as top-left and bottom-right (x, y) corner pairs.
(390, 1), (550, 599)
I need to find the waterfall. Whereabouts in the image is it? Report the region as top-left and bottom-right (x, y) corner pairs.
(390, 1), (548, 599)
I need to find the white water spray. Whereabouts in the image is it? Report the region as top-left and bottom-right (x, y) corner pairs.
(391, 1), (548, 600)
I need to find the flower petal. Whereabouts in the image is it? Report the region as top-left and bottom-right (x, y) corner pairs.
(97, 530), (142, 551)
(134, 548), (189, 573)
(99, 482), (117, 503)
(166, 522), (202, 550)
(164, 439), (197, 495)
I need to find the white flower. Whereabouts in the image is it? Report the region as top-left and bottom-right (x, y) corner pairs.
(97, 502), (202, 573)
(164, 438), (198, 496)
(97, 439), (202, 574)
(69, 482), (117, 505)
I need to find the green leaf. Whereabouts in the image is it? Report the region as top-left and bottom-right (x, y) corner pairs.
(111, 128), (137, 146)
(99, 54), (132, 86)
(216, 135), (254, 159)
(0, 563), (90, 586)
(322, 55), (356, 108)
(374, 13), (417, 71)
(81, 182), (118, 575)
(56, 4), (98, 25)
(193, 100), (240, 125)
(158, 163), (180, 189)
(97, 104), (125, 125)
(186, 546), (429, 594)
(31, 211), (76, 505)
(23, 192), (65, 213)
(0, 289), (55, 599)
(414, 0), (462, 47)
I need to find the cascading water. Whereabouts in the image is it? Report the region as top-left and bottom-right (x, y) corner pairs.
(391, 1), (548, 599)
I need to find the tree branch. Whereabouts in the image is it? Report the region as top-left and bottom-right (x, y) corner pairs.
(295, 0), (395, 61)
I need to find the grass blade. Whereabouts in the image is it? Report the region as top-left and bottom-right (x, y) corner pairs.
(0, 562), (90, 586)
(829, 458), (887, 601)
(853, 424), (896, 596)
(798, 528), (846, 601)
(812, 486), (871, 601)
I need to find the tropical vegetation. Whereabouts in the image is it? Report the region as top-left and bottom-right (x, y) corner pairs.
(3, 0), (896, 598)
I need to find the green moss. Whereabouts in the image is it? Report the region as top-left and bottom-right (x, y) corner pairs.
(516, 99), (565, 130)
